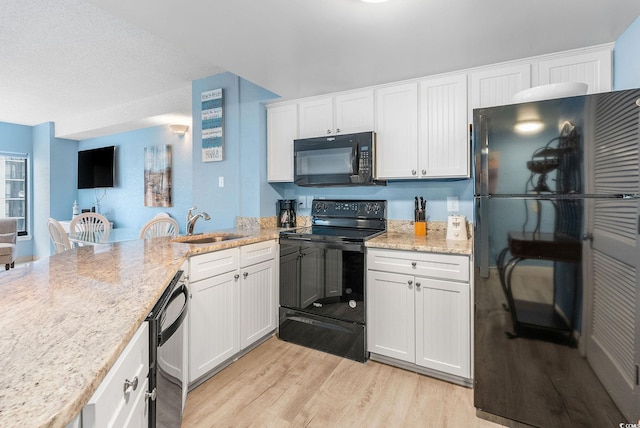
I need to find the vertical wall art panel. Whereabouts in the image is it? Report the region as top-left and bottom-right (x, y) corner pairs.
(144, 144), (172, 207)
(202, 88), (224, 162)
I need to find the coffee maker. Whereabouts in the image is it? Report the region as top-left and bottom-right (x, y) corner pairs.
(277, 199), (297, 228)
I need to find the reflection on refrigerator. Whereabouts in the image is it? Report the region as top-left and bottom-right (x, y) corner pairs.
(473, 88), (640, 426)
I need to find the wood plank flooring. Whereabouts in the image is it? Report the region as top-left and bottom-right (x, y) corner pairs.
(182, 337), (499, 428)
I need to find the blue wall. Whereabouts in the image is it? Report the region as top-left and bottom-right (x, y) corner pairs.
(191, 72), (279, 231)
(614, 15), (640, 90)
(275, 179), (473, 221)
(78, 126), (194, 233)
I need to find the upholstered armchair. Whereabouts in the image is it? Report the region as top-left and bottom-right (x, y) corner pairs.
(0, 218), (17, 270)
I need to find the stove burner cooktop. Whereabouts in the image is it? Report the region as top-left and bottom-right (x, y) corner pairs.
(280, 226), (383, 242)
(279, 199), (387, 243)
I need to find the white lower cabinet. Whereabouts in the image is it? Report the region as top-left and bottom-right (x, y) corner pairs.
(82, 322), (149, 428)
(189, 240), (277, 384)
(367, 248), (471, 383)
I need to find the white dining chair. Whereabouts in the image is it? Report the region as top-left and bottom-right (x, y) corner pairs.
(139, 216), (179, 239)
(69, 212), (111, 243)
(47, 218), (72, 254)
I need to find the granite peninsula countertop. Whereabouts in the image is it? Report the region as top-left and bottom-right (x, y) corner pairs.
(366, 231), (473, 255)
(0, 228), (279, 428)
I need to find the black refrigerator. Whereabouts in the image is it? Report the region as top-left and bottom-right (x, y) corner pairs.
(473, 88), (640, 426)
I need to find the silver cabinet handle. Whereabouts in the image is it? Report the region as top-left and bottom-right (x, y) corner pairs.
(411, 262), (417, 268)
(408, 280), (413, 286)
(243, 272), (249, 279)
(234, 273), (240, 280)
(124, 376), (138, 393)
(411, 170), (417, 175)
(421, 169), (426, 175)
(415, 282), (421, 289)
(327, 129), (332, 134)
(583, 233), (594, 241)
(336, 128), (340, 133)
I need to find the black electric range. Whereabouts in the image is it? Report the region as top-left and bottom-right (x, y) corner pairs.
(278, 199), (387, 362)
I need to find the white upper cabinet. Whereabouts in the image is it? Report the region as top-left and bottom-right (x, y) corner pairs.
(375, 82), (419, 179)
(375, 76), (468, 180)
(419, 74), (469, 178)
(334, 90), (375, 134)
(536, 49), (612, 93)
(469, 63), (532, 111)
(267, 103), (297, 182)
(298, 90), (374, 138)
(298, 98), (334, 138)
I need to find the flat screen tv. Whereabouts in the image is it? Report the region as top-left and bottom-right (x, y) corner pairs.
(77, 146), (115, 189)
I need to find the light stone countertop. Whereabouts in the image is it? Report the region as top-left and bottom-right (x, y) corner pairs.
(0, 228), (279, 428)
(366, 231), (473, 255)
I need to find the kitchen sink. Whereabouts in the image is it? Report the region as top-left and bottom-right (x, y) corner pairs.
(172, 234), (245, 244)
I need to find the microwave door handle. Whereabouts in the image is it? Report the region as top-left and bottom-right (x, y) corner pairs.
(352, 144), (359, 175)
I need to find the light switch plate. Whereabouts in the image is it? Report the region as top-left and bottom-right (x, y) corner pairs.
(447, 196), (459, 212)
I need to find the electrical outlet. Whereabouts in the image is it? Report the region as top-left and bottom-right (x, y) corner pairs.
(297, 196), (306, 210)
(447, 196), (459, 212)
(218, 176), (224, 188)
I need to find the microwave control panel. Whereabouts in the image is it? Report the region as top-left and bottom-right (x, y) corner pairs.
(356, 144), (372, 180)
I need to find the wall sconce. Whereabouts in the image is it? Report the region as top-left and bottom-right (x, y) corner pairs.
(169, 124), (189, 136)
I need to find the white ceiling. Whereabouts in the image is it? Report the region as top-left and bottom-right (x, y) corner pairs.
(2, 0), (639, 140)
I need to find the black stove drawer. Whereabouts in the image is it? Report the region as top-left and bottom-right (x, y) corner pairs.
(278, 308), (366, 362)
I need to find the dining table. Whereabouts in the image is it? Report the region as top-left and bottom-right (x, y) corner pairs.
(68, 227), (140, 246)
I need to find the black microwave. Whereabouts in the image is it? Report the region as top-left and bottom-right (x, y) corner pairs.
(293, 131), (385, 187)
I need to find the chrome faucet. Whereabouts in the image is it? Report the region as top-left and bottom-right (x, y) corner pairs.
(186, 206), (211, 235)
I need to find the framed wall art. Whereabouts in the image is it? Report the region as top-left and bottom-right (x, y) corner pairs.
(201, 88), (224, 162)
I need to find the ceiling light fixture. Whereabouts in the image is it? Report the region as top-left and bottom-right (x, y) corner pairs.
(169, 124), (189, 136)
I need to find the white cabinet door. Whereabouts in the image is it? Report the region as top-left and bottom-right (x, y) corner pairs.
(419, 74), (469, 178)
(189, 270), (240, 382)
(334, 90), (375, 134)
(298, 97), (333, 138)
(367, 270), (415, 363)
(82, 323), (149, 428)
(240, 259), (276, 349)
(537, 49), (612, 93)
(267, 103), (297, 182)
(415, 277), (470, 378)
(375, 82), (418, 179)
(469, 64), (531, 111)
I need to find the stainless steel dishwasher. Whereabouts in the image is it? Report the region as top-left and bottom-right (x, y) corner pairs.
(146, 270), (189, 428)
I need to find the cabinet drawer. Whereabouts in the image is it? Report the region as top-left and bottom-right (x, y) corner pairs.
(190, 248), (239, 282)
(240, 240), (276, 268)
(83, 322), (149, 428)
(367, 249), (469, 282)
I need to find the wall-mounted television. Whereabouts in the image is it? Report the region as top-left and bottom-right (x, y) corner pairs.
(77, 146), (116, 189)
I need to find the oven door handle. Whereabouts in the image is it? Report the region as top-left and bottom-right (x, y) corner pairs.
(280, 236), (364, 252)
(157, 283), (188, 347)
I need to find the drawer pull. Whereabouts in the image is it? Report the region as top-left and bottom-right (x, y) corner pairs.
(243, 272), (249, 279)
(234, 273), (240, 280)
(411, 262), (417, 268)
(124, 376), (138, 394)
(408, 280), (413, 286)
(416, 282), (421, 289)
(146, 388), (157, 401)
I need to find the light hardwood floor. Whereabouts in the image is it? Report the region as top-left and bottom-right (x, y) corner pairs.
(182, 336), (499, 428)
